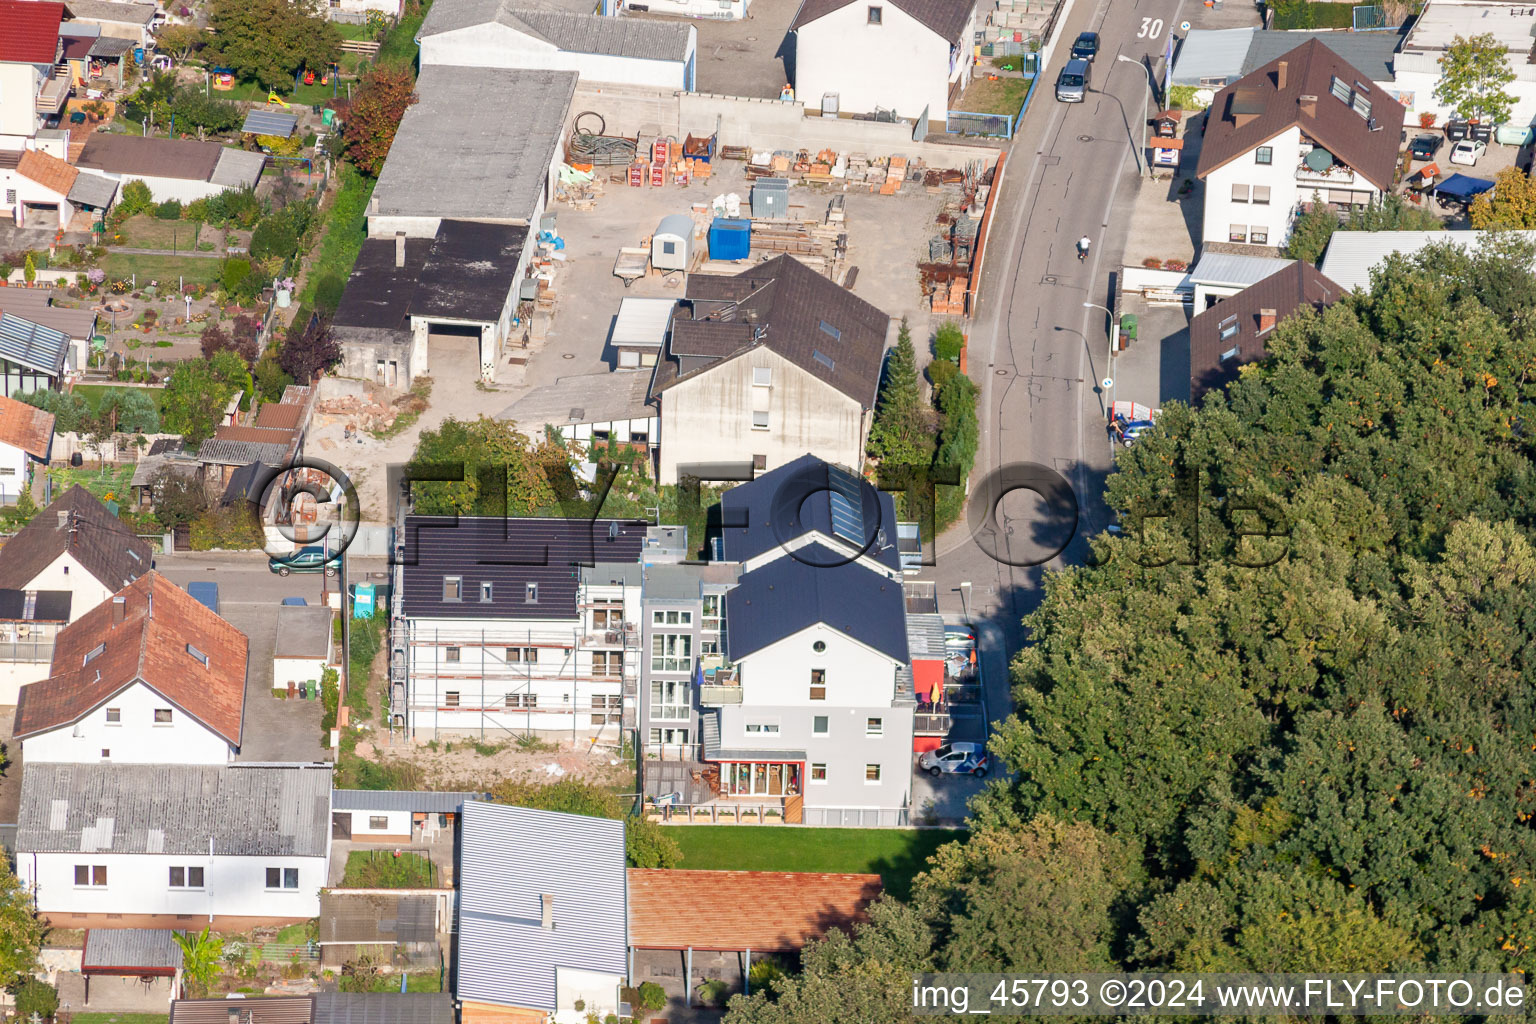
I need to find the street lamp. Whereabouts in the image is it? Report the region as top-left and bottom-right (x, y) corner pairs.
(1116, 55), (1157, 179)
(1083, 301), (1117, 417)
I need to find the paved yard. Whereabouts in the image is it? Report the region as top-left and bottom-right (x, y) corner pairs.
(634, 0), (798, 99)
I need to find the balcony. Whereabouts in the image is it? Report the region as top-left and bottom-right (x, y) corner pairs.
(0, 640), (52, 664)
(35, 76), (68, 115)
(1295, 152), (1357, 186)
(698, 667), (741, 706)
(914, 710), (952, 735)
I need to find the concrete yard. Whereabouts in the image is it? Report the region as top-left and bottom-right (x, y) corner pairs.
(634, 0), (798, 99)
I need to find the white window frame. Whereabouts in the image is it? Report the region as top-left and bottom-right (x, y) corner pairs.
(752, 367), (772, 387)
(751, 409), (770, 431)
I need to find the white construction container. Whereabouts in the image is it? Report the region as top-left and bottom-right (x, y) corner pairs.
(651, 214), (694, 272)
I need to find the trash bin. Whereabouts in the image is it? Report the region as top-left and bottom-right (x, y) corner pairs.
(1120, 313), (1138, 341)
(321, 108), (336, 126)
(299, 682), (308, 700)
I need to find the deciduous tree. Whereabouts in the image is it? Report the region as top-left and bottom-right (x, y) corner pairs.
(278, 314), (341, 382)
(207, 0), (340, 89)
(1470, 166), (1536, 228)
(1434, 32), (1517, 124)
(343, 67), (418, 176)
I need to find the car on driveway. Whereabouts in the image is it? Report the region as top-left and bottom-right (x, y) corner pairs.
(1070, 31), (1099, 61)
(1450, 139), (1487, 166)
(1409, 134), (1443, 160)
(269, 546), (341, 577)
(919, 742), (989, 778)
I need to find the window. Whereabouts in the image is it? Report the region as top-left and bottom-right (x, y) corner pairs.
(866, 717), (883, 737)
(700, 639), (720, 655)
(266, 868), (299, 889)
(1330, 75), (1351, 103)
(369, 816), (388, 830)
(445, 691), (460, 707)
(84, 642), (105, 665)
(812, 640), (826, 654)
(526, 583), (538, 603)
(105, 708), (120, 725)
(721, 761), (800, 796)
(819, 319), (842, 341)
(812, 350), (836, 371)
(751, 409), (770, 430)
(592, 651), (622, 677)
(701, 595), (721, 631)
(662, 240), (677, 255)
(1220, 344), (1241, 362)
(1231, 183), (1250, 203)
(813, 715), (829, 735)
(445, 646), (461, 663)
(505, 692), (537, 709)
(1250, 226), (1269, 245)
(154, 708), (173, 724)
(169, 866), (204, 888)
(651, 680), (689, 719)
(650, 726), (690, 746)
(867, 4), (882, 21)
(1352, 93), (1371, 119)
(651, 633), (693, 672)
(810, 668), (827, 701)
(1219, 316), (1239, 341)
(443, 577), (462, 601)
(865, 764), (882, 783)
(1254, 146), (1272, 165)
(745, 723), (781, 734)
(75, 865), (107, 887)
(186, 643), (208, 667)
(506, 646), (539, 664)
(811, 763), (828, 782)
(1252, 185), (1271, 205)
(592, 605), (622, 628)
(1229, 224), (1247, 243)
(480, 581), (493, 602)
(591, 694), (622, 725)
(653, 609), (693, 626)
(101, 749), (110, 759)
(752, 367), (772, 387)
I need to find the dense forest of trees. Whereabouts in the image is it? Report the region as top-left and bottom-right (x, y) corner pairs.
(725, 237), (1536, 1021)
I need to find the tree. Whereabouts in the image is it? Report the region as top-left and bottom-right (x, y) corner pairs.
(1470, 166), (1536, 228)
(1344, 193), (1443, 232)
(156, 23), (205, 60)
(343, 66), (419, 176)
(207, 0), (340, 89)
(254, 357), (294, 404)
(1282, 192), (1337, 263)
(278, 314), (341, 383)
(933, 321), (964, 362)
(18, 389), (91, 433)
(0, 866), (44, 990)
(152, 467), (209, 530)
(866, 318), (934, 468)
(22, 253), (34, 285)
(174, 927), (225, 998)
(407, 416), (565, 516)
(162, 359), (237, 443)
(118, 179), (153, 218)
(12, 979), (57, 1021)
(1434, 33), (1517, 123)
(170, 86), (242, 136)
(94, 387), (159, 433)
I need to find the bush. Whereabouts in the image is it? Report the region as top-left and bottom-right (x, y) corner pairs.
(183, 197), (211, 222)
(637, 982), (667, 1014)
(250, 216), (299, 262)
(155, 199), (183, 220)
(255, 357), (294, 403)
(342, 850), (435, 888)
(697, 979), (730, 1007)
(14, 979), (58, 1020)
(220, 257), (252, 295)
(320, 666), (339, 742)
(933, 321), (965, 362)
(313, 272), (346, 314)
(928, 357), (959, 392)
(119, 179), (154, 217)
(189, 505), (264, 550)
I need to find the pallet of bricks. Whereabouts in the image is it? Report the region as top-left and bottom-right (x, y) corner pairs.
(932, 276), (968, 315)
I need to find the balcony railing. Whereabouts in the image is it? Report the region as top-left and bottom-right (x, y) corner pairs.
(1295, 161), (1357, 185)
(914, 710), (952, 735)
(0, 641), (52, 664)
(699, 683), (743, 706)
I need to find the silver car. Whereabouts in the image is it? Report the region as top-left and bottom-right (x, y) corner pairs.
(919, 742), (990, 778)
(1056, 59), (1090, 103)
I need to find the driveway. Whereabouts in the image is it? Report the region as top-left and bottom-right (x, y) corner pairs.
(908, 615), (1005, 824)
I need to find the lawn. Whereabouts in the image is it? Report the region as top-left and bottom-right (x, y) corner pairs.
(101, 253), (223, 288)
(48, 464), (136, 502)
(73, 1015), (168, 1024)
(668, 826), (965, 901)
(116, 215), (201, 252)
(955, 74), (1032, 117)
(74, 384), (168, 416)
(1269, 0), (1356, 29)
(299, 166), (375, 312)
(220, 80), (344, 106)
(341, 849), (438, 888)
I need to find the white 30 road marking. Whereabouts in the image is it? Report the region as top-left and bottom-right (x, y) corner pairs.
(1138, 16), (1164, 37)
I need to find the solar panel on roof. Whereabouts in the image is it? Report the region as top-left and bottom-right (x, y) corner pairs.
(241, 109), (298, 138)
(826, 464), (865, 546)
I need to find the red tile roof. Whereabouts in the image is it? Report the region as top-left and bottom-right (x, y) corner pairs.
(627, 869), (881, 951)
(15, 571), (248, 747)
(17, 149), (78, 199)
(0, 393), (55, 460)
(0, 1), (64, 64)
(254, 402), (306, 431)
(215, 424), (296, 445)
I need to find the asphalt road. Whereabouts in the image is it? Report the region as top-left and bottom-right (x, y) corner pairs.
(918, 0), (1192, 730)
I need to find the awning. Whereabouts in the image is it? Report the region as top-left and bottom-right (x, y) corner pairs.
(1433, 172), (1495, 202)
(913, 659), (943, 696)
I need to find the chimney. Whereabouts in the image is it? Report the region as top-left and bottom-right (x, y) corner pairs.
(111, 595), (125, 625)
(1299, 94), (1318, 117)
(1258, 308), (1278, 333)
(1276, 60), (1288, 89)
(395, 232), (406, 268)
(540, 894), (555, 929)
(57, 511), (69, 529)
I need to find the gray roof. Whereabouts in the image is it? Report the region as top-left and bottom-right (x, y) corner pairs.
(88, 35), (134, 56)
(1319, 229), (1536, 291)
(275, 604), (334, 659)
(501, 370), (654, 435)
(83, 928), (185, 971)
(242, 109), (299, 138)
(421, 0), (692, 60)
(17, 763), (333, 857)
(67, 170), (118, 209)
(318, 892), (438, 944)
(642, 562), (702, 601)
(331, 789), (485, 812)
(211, 148), (267, 189)
(1170, 27), (1255, 87)
(171, 997), (314, 1024)
(1189, 251), (1294, 288)
(64, 0), (156, 24)
(313, 994), (455, 1024)
(0, 312), (69, 376)
(905, 612), (945, 660)
(371, 65), (576, 224)
(701, 710), (807, 762)
(0, 288), (97, 341)
(456, 800), (627, 1012)
(580, 561), (643, 587)
(196, 438), (289, 466)
(1241, 29), (1403, 83)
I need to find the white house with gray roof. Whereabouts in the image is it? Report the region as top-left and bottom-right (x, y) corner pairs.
(456, 801), (628, 1024)
(16, 762), (332, 929)
(418, 0), (697, 89)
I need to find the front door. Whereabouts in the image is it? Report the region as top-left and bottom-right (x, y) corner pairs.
(331, 812), (352, 839)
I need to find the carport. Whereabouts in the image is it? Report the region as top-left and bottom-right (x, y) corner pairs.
(78, 928), (184, 1007)
(626, 869), (881, 1007)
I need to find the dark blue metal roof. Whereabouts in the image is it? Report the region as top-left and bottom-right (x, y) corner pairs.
(724, 543), (909, 663)
(719, 454), (902, 572)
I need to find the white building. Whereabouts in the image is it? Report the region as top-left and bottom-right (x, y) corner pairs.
(273, 603), (335, 694)
(1319, 228), (1536, 291)
(17, 762), (332, 929)
(649, 255), (889, 485)
(75, 135), (266, 204)
(0, 0), (64, 148)
(790, 0), (975, 123)
(0, 484), (153, 623)
(15, 571), (248, 764)
(329, 790), (481, 843)
(418, 0), (697, 90)
(0, 392), (54, 502)
(1196, 39), (1407, 251)
(1394, 0), (1536, 128)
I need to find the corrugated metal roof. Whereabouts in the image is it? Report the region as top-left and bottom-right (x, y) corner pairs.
(611, 297), (675, 348)
(456, 801), (627, 1012)
(0, 313), (69, 376)
(67, 170), (118, 209)
(242, 109), (299, 138)
(1189, 252), (1294, 288)
(1170, 27), (1255, 87)
(905, 612), (945, 659)
(83, 928), (185, 971)
(211, 148), (267, 189)
(17, 763), (332, 857)
(330, 790), (485, 812)
(312, 994), (454, 1024)
(171, 996), (315, 1024)
(318, 892), (438, 944)
(1318, 229), (1536, 292)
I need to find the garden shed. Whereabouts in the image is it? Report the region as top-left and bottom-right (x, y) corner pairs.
(651, 214), (694, 272)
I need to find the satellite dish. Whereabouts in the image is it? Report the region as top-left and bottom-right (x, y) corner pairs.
(1101, 377), (1114, 390)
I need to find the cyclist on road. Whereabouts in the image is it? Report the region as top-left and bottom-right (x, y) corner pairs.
(1077, 235), (1092, 261)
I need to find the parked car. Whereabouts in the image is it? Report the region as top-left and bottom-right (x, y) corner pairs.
(1115, 418), (1157, 446)
(269, 546), (341, 577)
(280, 597), (309, 606)
(1070, 31), (1100, 61)
(1056, 59), (1090, 103)
(1450, 140), (1487, 166)
(1409, 133), (1443, 160)
(919, 742), (989, 778)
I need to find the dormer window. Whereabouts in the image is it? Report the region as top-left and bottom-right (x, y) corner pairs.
(186, 643), (209, 667)
(83, 643), (105, 665)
